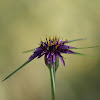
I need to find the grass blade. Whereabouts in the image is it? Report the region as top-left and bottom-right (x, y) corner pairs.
(2, 60), (31, 82)
(68, 38), (86, 43)
(71, 46), (99, 49)
(74, 52), (97, 58)
(23, 49), (35, 53)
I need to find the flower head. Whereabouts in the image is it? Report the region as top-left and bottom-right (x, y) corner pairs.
(2, 36), (97, 82)
(29, 36), (76, 68)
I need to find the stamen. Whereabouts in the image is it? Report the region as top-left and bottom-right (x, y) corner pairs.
(53, 36), (54, 41)
(53, 41), (55, 45)
(43, 51), (45, 53)
(49, 41), (51, 46)
(49, 37), (51, 46)
(49, 36), (51, 41)
(43, 43), (44, 47)
(55, 36), (56, 41)
(54, 36), (57, 44)
(47, 47), (49, 50)
(40, 36), (61, 47)
(58, 38), (60, 44)
(52, 36), (54, 45)
(46, 35), (47, 41)
(45, 40), (47, 44)
(40, 38), (42, 41)
(56, 45), (58, 49)
(64, 39), (67, 44)
(40, 38), (42, 46)
(40, 41), (41, 46)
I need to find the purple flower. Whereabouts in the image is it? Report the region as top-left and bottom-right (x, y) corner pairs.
(29, 36), (76, 68)
(2, 36), (97, 82)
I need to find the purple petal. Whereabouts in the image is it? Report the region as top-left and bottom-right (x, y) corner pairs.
(29, 53), (38, 61)
(59, 49), (76, 54)
(59, 39), (62, 44)
(48, 58), (50, 64)
(59, 45), (69, 49)
(60, 40), (68, 44)
(68, 46), (76, 49)
(57, 53), (65, 66)
(37, 53), (44, 58)
(44, 54), (48, 65)
(47, 52), (51, 64)
(47, 52), (51, 58)
(59, 45), (75, 50)
(51, 56), (53, 68)
(53, 54), (56, 62)
(35, 47), (43, 51)
(29, 50), (42, 61)
(64, 40), (68, 44)
(67, 50), (76, 54)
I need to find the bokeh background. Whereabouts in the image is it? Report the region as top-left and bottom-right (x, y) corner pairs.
(0, 0), (100, 100)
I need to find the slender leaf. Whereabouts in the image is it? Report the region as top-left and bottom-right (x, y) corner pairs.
(55, 56), (59, 72)
(71, 46), (99, 49)
(68, 38), (86, 43)
(2, 60), (31, 82)
(74, 52), (97, 58)
(23, 49), (35, 53)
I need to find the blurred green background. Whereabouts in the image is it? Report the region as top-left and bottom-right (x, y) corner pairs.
(0, 0), (100, 100)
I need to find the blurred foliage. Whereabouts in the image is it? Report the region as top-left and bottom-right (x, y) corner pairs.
(0, 0), (100, 100)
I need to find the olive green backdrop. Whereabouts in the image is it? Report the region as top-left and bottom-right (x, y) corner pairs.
(0, 0), (100, 100)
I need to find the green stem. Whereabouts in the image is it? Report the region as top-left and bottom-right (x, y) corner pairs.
(49, 64), (56, 100)
(53, 63), (56, 86)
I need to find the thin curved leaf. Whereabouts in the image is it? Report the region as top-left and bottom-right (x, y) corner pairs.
(68, 38), (86, 43)
(74, 52), (97, 58)
(2, 60), (31, 82)
(70, 46), (99, 49)
(23, 49), (35, 53)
